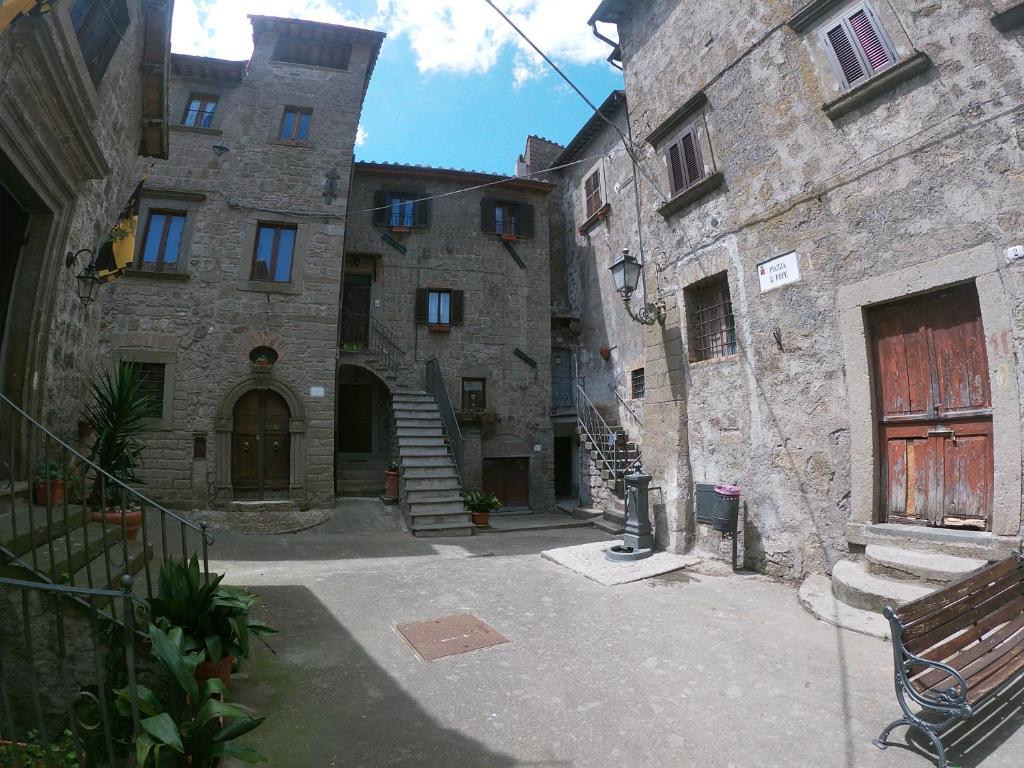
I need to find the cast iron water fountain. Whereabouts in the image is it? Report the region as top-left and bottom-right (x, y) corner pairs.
(606, 467), (655, 561)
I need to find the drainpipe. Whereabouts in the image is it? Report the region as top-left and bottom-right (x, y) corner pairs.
(590, 21), (622, 70)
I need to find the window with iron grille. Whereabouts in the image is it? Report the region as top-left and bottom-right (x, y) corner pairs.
(137, 210), (186, 272)
(664, 124), (706, 198)
(631, 368), (645, 400)
(193, 435), (207, 459)
(251, 223), (297, 283)
(182, 94), (218, 128)
(70, 0), (129, 85)
(684, 273), (737, 362)
(820, 3), (897, 90)
(584, 170), (603, 219)
(278, 107), (313, 142)
(130, 362), (166, 418)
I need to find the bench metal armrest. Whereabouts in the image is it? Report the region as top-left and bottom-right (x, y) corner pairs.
(882, 606), (970, 713)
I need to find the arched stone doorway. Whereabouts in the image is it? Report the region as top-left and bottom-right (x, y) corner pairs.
(215, 377), (306, 502)
(231, 389), (291, 500)
(336, 364), (393, 495)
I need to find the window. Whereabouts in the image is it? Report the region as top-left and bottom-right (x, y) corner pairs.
(70, 0), (130, 85)
(481, 198), (535, 238)
(182, 94), (218, 128)
(372, 191), (430, 229)
(684, 273), (737, 362)
(193, 435), (207, 459)
(462, 379), (486, 411)
(584, 170), (603, 219)
(251, 223), (297, 283)
(665, 124), (705, 198)
(137, 210), (186, 272)
(415, 288), (464, 327)
(278, 108), (312, 142)
(273, 36), (352, 70)
(631, 368), (646, 400)
(131, 362), (166, 418)
(821, 3), (896, 90)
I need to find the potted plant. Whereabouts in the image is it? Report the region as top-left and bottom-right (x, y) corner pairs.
(383, 461), (399, 500)
(83, 362), (152, 540)
(33, 460), (66, 506)
(464, 491), (501, 527)
(148, 555), (277, 688)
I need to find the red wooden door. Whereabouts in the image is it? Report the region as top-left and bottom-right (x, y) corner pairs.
(482, 458), (530, 508)
(232, 390), (291, 499)
(869, 283), (993, 529)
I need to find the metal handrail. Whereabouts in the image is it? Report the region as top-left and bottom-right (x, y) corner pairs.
(425, 359), (464, 484)
(577, 384), (642, 483)
(340, 312), (405, 375)
(1, 391), (211, 616)
(610, 384), (643, 428)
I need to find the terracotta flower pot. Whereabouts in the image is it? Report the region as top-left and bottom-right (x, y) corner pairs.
(384, 469), (399, 499)
(90, 507), (143, 541)
(33, 479), (65, 506)
(195, 654), (236, 688)
(471, 510), (490, 526)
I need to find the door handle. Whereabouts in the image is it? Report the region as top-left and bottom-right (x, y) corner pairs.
(242, 441), (250, 451)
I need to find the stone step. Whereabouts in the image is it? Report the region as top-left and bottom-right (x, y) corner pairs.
(0, 504), (88, 558)
(392, 393), (436, 403)
(398, 437), (449, 449)
(406, 488), (462, 504)
(864, 545), (987, 584)
(409, 499), (464, 516)
(393, 401), (439, 412)
(402, 456), (455, 468)
(395, 413), (443, 424)
(830, 559), (935, 613)
(410, 521), (474, 538)
(0, 481), (30, 502)
(593, 517), (625, 535)
(396, 426), (445, 437)
(798, 575), (891, 640)
(401, 448), (453, 459)
(403, 467), (460, 481)
(849, 522), (1011, 562)
(24, 521), (128, 582)
(409, 513), (472, 527)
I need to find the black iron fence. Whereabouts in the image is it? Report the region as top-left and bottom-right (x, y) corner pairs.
(339, 312), (405, 376)
(425, 359), (464, 484)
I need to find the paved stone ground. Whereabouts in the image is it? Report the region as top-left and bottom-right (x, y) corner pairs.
(214, 499), (1024, 768)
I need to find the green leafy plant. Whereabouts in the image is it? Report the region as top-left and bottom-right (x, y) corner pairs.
(386, 460), (399, 472)
(148, 555), (277, 662)
(114, 623), (265, 766)
(33, 460), (66, 482)
(463, 491), (502, 514)
(0, 729), (82, 767)
(83, 361), (153, 506)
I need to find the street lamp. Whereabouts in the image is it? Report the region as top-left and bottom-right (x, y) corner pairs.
(608, 248), (665, 325)
(66, 248), (102, 306)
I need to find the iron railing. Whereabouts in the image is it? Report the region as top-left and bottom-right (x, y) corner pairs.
(552, 379), (575, 411)
(0, 575), (142, 766)
(425, 359), (464, 484)
(610, 384), (644, 429)
(0, 392), (211, 626)
(340, 312), (405, 376)
(576, 384), (642, 488)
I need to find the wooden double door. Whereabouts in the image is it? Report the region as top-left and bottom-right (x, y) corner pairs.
(483, 457), (530, 509)
(232, 390), (291, 499)
(869, 283), (993, 529)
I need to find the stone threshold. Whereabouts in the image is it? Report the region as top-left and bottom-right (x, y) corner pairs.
(847, 521), (1019, 561)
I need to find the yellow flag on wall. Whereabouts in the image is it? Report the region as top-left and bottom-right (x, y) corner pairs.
(94, 178), (145, 283)
(0, 1), (50, 34)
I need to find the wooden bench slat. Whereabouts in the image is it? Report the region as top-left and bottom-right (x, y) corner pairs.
(913, 609), (1024, 692)
(903, 569), (1024, 642)
(906, 586), (1024, 656)
(918, 597), (1024, 666)
(963, 642), (1024, 704)
(917, 618), (1024, 696)
(898, 556), (1021, 624)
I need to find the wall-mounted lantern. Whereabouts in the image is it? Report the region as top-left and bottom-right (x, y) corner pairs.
(608, 248), (665, 326)
(66, 248), (101, 306)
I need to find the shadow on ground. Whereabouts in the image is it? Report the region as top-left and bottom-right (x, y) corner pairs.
(231, 585), (523, 767)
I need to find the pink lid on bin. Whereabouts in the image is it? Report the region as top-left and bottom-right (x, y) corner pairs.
(714, 483), (741, 497)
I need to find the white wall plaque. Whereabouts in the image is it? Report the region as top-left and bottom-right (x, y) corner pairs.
(310, 386), (325, 398)
(757, 252), (801, 293)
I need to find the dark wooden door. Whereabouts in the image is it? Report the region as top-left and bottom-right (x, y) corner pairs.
(340, 274), (371, 348)
(338, 384), (374, 453)
(551, 349), (574, 410)
(869, 283), (993, 529)
(232, 389), (291, 498)
(483, 457), (530, 508)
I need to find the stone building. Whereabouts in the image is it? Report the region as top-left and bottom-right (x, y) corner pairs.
(100, 17), (385, 526)
(584, 0), (1024, 617)
(0, 0), (172, 433)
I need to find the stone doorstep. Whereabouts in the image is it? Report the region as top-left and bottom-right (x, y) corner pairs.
(830, 559), (934, 613)
(798, 574), (891, 640)
(864, 544), (988, 584)
(847, 521), (1019, 561)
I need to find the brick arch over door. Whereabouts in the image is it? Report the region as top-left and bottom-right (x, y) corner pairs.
(214, 377), (307, 502)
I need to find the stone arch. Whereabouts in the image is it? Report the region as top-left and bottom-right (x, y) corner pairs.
(214, 375), (307, 502)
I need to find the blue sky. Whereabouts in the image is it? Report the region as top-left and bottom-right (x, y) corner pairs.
(171, 1), (624, 175)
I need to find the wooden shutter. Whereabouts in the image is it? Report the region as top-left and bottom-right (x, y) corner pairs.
(666, 126), (704, 197)
(666, 143), (687, 196)
(480, 198), (497, 234)
(414, 196), (431, 228)
(415, 288), (429, 324)
(825, 23), (866, 87)
(519, 204), (535, 239)
(584, 172), (602, 218)
(848, 8), (893, 72)
(372, 190), (388, 226)
(450, 290), (465, 325)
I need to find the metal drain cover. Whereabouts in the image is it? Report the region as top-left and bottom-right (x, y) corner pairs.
(395, 612), (509, 661)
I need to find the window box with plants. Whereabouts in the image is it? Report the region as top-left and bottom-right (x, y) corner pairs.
(464, 491), (501, 527)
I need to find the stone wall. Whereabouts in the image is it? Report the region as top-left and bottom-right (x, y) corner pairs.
(599, 0), (1024, 576)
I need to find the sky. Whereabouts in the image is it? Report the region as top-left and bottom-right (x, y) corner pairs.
(170, 0), (624, 175)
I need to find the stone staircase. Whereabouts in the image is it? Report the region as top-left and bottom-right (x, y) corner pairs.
(799, 526), (1000, 638)
(393, 389), (471, 537)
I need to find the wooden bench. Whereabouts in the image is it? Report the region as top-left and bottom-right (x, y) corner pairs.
(874, 551), (1024, 767)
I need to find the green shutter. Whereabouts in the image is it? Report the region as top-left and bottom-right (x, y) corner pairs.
(372, 190), (388, 226)
(414, 196), (431, 228)
(451, 290), (465, 325)
(519, 203), (535, 239)
(480, 198), (496, 234)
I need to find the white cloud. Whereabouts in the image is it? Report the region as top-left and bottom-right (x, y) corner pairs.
(355, 125), (368, 146)
(171, 0), (611, 82)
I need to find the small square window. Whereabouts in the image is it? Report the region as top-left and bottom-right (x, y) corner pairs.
(631, 368), (645, 400)
(279, 108), (312, 141)
(251, 223), (297, 283)
(684, 273), (737, 363)
(182, 94), (218, 128)
(428, 290), (451, 325)
(193, 435), (207, 459)
(495, 203), (519, 236)
(584, 170), (603, 219)
(138, 210), (186, 272)
(482, 198), (534, 238)
(820, 3), (897, 90)
(462, 379), (486, 411)
(131, 362), (167, 418)
(389, 195), (415, 227)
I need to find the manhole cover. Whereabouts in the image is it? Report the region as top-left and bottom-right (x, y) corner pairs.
(395, 613), (509, 662)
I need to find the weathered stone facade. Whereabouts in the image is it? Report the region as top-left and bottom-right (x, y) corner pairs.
(0, 0), (171, 435)
(101, 18), (385, 511)
(587, 0), (1024, 576)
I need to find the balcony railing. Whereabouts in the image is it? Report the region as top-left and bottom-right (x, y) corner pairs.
(340, 312), (404, 375)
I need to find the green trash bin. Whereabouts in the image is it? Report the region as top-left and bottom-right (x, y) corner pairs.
(712, 483), (741, 533)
